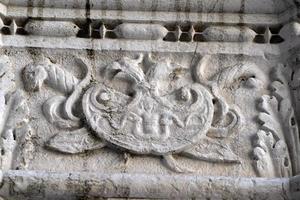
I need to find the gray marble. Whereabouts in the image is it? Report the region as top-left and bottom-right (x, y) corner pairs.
(0, 0), (299, 199)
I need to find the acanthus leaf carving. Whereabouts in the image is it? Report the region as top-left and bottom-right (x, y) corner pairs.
(271, 65), (300, 175)
(181, 137), (240, 164)
(163, 137), (241, 173)
(22, 58), (91, 130)
(46, 128), (106, 154)
(253, 64), (299, 177)
(254, 95), (292, 177)
(253, 129), (290, 177)
(22, 58), (79, 94)
(162, 154), (194, 173)
(194, 55), (268, 139)
(257, 95), (285, 140)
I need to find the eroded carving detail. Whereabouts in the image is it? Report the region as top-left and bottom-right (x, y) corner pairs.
(22, 54), (253, 173)
(0, 56), (34, 170)
(83, 74), (214, 154)
(253, 64), (299, 177)
(23, 58), (91, 129)
(46, 128), (106, 154)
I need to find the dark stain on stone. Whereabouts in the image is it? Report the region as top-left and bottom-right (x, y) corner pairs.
(197, 0), (203, 13)
(150, 0), (158, 20)
(151, 0), (158, 12)
(86, 49), (95, 61)
(236, 53), (246, 64)
(217, 0), (225, 25)
(118, 185), (131, 197)
(208, 0), (220, 13)
(26, 47), (43, 63)
(140, 0), (146, 11)
(185, 0), (191, 13)
(184, 0), (191, 19)
(27, 0), (34, 17)
(85, 0), (91, 19)
(174, 0), (181, 12)
(237, 0), (246, 61)
(80, 180), (92, 199)
(37, 0), (45, 18)
(295, 1), (300, 8)
(102, 0), (108, 16)
(116, 0), (123, 16)
(86, 49), (96, 72)
(174, 0), (181, 22)
(214, 1), (225, 72)
(26, 0), (43, 21)
(81, 0), (92, 38)
(240, 0), (245, 14)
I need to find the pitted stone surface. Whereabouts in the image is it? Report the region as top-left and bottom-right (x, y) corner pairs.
(0, 0), (299, 199)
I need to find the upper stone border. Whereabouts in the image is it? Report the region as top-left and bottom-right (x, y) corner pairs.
(0, 1), (298, 55)
(0, 0), (296, 14)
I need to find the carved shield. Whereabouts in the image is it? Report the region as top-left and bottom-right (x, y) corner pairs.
(83, 82), (214, 155)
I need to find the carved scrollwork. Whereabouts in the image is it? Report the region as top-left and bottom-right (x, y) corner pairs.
(22, 58), (91, 130)
(22, 54), (263, 173)
(83, 80), (214, 154)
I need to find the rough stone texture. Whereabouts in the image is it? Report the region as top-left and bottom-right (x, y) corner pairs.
(0, 0), (300, 199)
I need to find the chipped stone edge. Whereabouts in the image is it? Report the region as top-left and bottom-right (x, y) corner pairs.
(0, 35), (281, 56)
(0, 170), (297, 199)
(0, 1), (295, 25)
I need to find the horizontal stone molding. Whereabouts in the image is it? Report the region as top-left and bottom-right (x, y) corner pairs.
(0, 0), (295, 14)
(0, 35), (282, 56)
(0, 170), (296, 200)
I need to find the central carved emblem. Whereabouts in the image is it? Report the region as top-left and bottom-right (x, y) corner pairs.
(22, 54), (248, 172)
(83, 55), (213, 154)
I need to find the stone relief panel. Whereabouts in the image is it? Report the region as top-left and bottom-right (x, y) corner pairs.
(0, 0), (299, 199)
(0, 47), (291, 178)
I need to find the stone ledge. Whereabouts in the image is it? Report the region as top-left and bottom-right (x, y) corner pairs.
(0, 0), (294, 14)
(0, 35), (280, 56)
(0, 170), (294, 200)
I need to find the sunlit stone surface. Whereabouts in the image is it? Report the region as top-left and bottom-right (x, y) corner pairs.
(0, 0), (300, 199)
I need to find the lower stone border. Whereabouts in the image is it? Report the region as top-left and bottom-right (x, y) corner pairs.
(0, 170), (298, 199)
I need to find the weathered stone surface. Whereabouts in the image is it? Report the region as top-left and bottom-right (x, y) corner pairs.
(24, 20), (80, 37)
(0, 170), (292, 200)
(0, 0), (299, 199)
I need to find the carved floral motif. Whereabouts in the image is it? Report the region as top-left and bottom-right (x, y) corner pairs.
(22, 54), (297, 174)
(83, 56), (214, 154)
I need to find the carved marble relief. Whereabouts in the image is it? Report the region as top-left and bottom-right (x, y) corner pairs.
(0, 50), (297, 197)
(0, 0), (299, 198)
(253, 65), (298, 177)
(18, 50), (298, 177)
